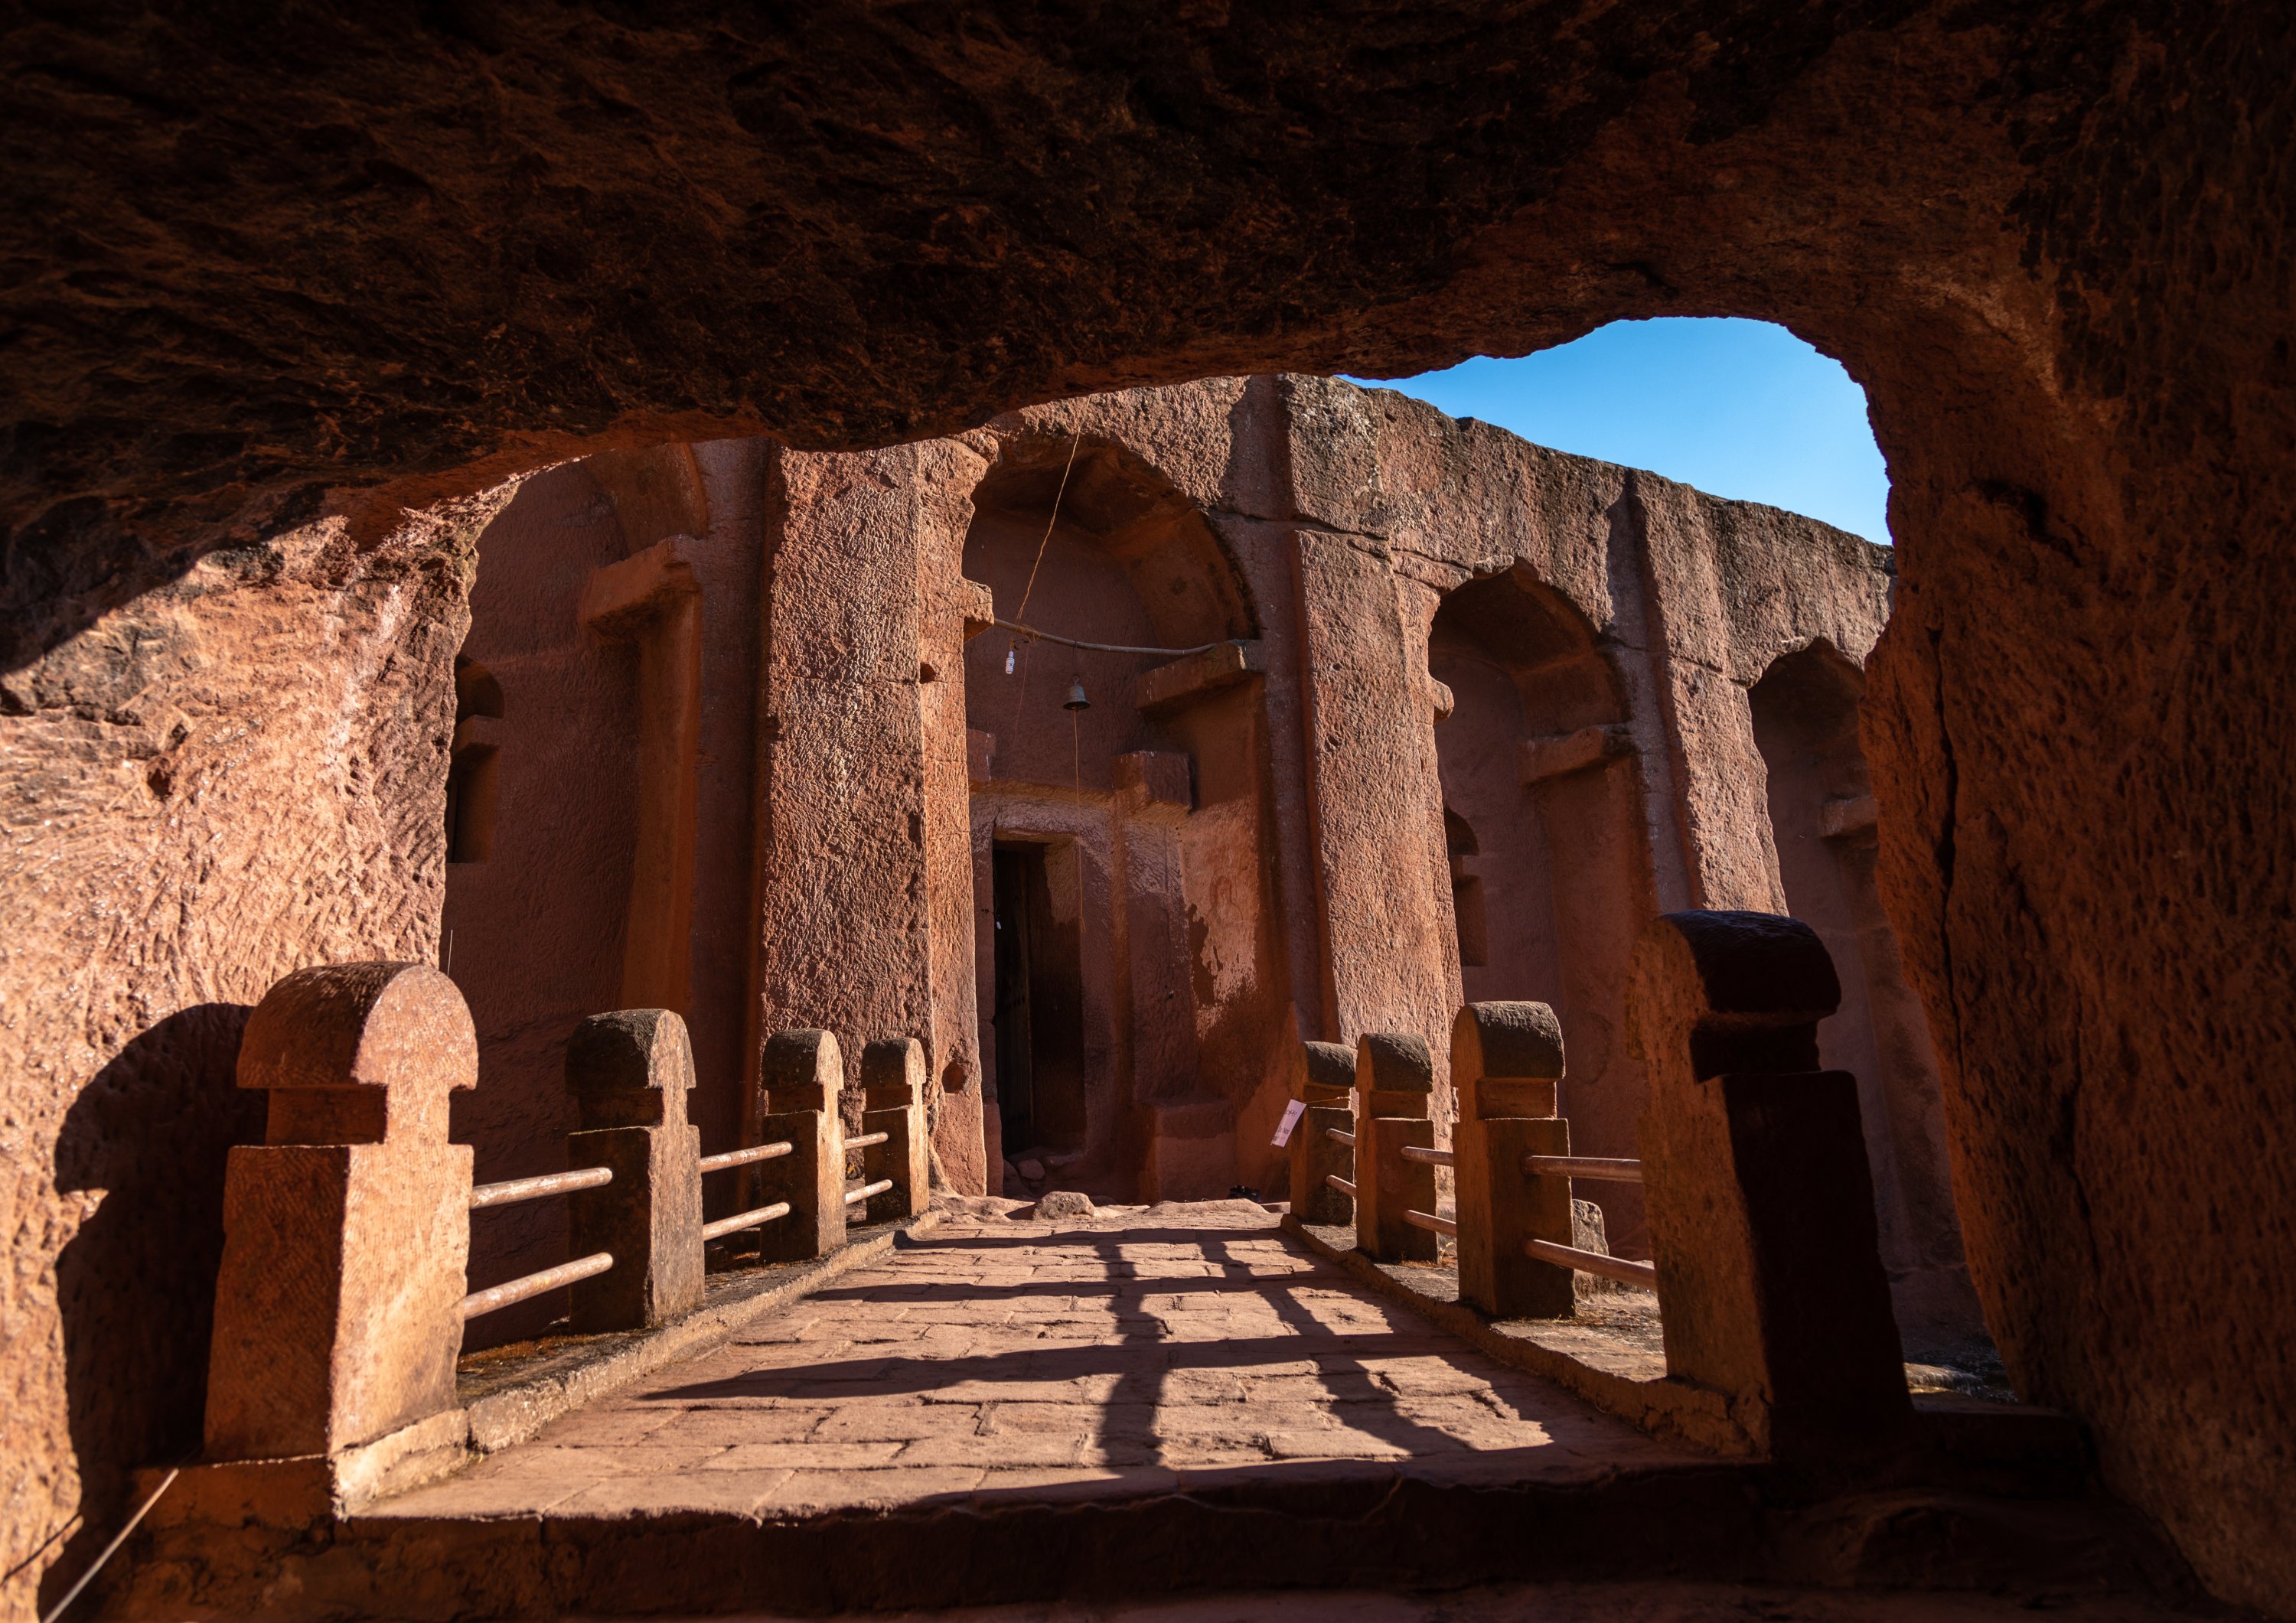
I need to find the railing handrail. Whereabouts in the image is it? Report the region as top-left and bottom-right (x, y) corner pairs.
(1523, 1153), (1642, 1184)
(460, 1251), (615, 1321)
(1403, 1208), (1457, 1238)
(470, 1165), (614, 1210)
(702, 1201), (791, 1242)
(1326, 1126), (1356, 1146)
(1324, 1172), (1357, 1198)
(698, 1139), (794, 1174)
(1525, 1237), (1655, 1289)
(1399, 1144), (1453, 1167)
(201, 973), (947, 1471)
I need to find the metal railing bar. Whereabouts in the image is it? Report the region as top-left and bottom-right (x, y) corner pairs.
(843, 1178), (894, 1206)
(1522, 1154), (1644, 1184)
(1324, 1173), (1357, 1198)
(698, 1141), (794, 1174)
(703, 1201), (792, 1241)
(1524, 1237), (1657, 1289)
(470, 1165), (614, 1210)
(1398, 1145), (1454, 1167)
(1403, 1208), (1457, 1238)
(1326, 1126), (1356, 1147)
(845, 1130), (890, 1149)
(459, 1251), (615, 1320)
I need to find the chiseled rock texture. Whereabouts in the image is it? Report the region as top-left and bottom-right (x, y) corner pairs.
(0, 491), (510, 1618)
(1, 2), (2291, 1614)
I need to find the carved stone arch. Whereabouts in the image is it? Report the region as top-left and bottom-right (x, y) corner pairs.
(1426, 556), (1654, 1251)
(1749, 636), (1981, 1343)
(969, 429), (1259, 650)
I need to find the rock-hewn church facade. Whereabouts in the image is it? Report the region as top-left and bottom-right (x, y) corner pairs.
(440, 375), (1975, 1348)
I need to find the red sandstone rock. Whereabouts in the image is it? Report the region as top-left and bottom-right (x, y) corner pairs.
(7, 334), (2293, 1619)
(207, 963), (476, 1462)
(2, 377), (1983, 1618)
(1628, 911), (1913, 1458)
(0, 21), (2288, 1608)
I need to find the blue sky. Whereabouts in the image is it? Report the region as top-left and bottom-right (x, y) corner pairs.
(1356, 318), (1892, 543)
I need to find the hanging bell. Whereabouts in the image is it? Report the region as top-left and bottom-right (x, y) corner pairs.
(1062, 679), (1091, 712)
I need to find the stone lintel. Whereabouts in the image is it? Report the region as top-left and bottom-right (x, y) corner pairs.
(1821, 793), (1879, 839)
(1518, 724), (1632, 786)
(956, 576), (998, 640)
(1137, 640), (1264, 713)
(579, 536), (702, 637)
(451, 714), (506, 754)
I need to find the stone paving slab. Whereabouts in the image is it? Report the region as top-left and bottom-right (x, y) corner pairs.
(379, 1201), (1685, 1522)
(120, 1203), (2177, 1618)
(631, 1579), (2205, 1623)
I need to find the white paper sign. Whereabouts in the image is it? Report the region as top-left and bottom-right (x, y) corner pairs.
(1270, 1097), (1308, 1148)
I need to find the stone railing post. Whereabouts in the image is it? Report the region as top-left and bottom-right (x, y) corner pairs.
(1354, 1032), (1437, 1262)
(1453, 1001), (1574, 1318)
(205, 963), (475, 1463)
(1629, 909), (1911, 1457)
(1288, 1040), (1356, 1224)
(859, 1036), (931, 1222)
(565, 1009), (704, 1331)
(754, 1028), (845, 1262)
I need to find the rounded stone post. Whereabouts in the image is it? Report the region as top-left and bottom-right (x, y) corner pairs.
(754, 1028), (846, 1262)
(1628, 909), (1912, 1458)
(565, 1009), (704, 1331)
(859, 1036), (930, 1223)
(205, 963), (475, 1462)
(1453, 1002), (1574, 1318)
(1288, 1041), (1356, 1226)
(1353, 1032), (1437, 1262)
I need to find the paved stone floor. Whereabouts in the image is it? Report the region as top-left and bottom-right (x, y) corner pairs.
(657, 1582), (2197, 1623)
(384, 1201), (1688, 1519)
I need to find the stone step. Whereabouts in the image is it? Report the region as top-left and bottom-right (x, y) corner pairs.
(119, 1439), (2185, 1618)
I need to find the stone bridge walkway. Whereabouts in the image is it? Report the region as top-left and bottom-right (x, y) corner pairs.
(383, 1201), (1683, 1520)
(184, 1200), (2181, 1620)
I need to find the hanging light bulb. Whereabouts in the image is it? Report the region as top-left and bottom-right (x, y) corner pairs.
(1004, 643), (1017, 676)
(1063, 678), (1091, 712)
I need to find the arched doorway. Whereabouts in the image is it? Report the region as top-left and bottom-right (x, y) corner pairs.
(1750, 642), (1983, 1343)
(439, 444), (755, 1348)
(961, 433), (1274, 1202)
(1427, 565), (1657, 1253)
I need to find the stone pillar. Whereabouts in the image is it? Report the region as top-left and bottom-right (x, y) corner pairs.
(1288, 1040), (1356, 1225)
(860, 1036), (931, 1223)
(1628, 910), (1912, 1458)
(1353, 1032), (1437, 1263)
(579, 536), (706, 1013)
(753, 1028), (846, 1262)
(1624, 476), (1793, 914)
(565, 1009), (705, 1331)
(1288, 526), (1461, 1102)
(1453, 1002), (1575, 1319)
(752, 443), (988, 1191)
(204, 963), (475, 1462)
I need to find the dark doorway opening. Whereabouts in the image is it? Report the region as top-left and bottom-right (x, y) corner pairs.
(990, 840), (1087, 1155)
